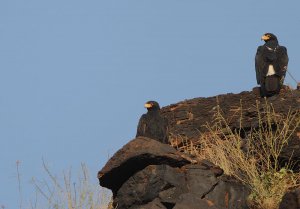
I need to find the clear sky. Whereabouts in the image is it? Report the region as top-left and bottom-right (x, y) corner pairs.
(1, 0), (300, 208)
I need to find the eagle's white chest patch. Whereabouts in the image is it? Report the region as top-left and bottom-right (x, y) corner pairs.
(267, 65), (275, 76)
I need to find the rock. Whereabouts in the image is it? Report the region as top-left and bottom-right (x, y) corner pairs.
(252, 86), (261, 97)
(205, 176), (250, 209)
(113, 165), (186, 209)
(131, 198), (167, 209)
(98, 88), (300, 208)
(111, 160), (248, 209)
(173, 193), (223, 209)
(98, 137), (191, 194)
(279, 187), (300, 209)
(161, 88), (300, 169)
(162, 88), (300, 140)
(184, 164), (219, 198)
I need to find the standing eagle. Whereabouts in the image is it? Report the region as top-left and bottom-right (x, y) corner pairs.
(136, 101), (169, 144)
(255, 33), (289, 97)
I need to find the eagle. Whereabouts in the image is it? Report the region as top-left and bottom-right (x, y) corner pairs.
(136, 101), (169, 144)
(255, 33), (289, 97)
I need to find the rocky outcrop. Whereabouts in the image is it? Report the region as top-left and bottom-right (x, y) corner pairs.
(98, 87), (300, 208)
(161, 87), (300, 167)
(161, 87), (299, 138)
(98, 137), (191, 194)
(98, 137), (249, 209)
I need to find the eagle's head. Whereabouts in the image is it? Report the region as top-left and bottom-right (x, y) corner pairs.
(261, 33), (278, 42)
(144, 101), (160, 111)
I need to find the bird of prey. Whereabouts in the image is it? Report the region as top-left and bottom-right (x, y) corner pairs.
(136, 101), (169, 144)
(255, 33), (289, 97)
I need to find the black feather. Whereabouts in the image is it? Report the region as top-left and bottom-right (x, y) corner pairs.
(255, 33), (288, 97)
(136, 101), (169, 144)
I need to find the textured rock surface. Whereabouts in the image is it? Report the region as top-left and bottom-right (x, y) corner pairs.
(162, 88), (300, 138)
(133, 198), (167, 209)
(173, 193), (223, 209)
(205, 176), (250, 209)
(111, 161), (249, 209)
(113, 165), (185, 208)
(161, 88), (300, 165)
(98, 138), (249, 209)
(98, 137), (191, 194)
(279, 187), (300, 209)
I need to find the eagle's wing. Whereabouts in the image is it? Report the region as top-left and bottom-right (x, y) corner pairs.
(255, 46), (264, 85)
(136, 114), (147, 137)
(277, 46), (289, 77)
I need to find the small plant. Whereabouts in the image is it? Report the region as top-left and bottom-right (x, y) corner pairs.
(16, 160), (23, 209)
(192, 100), (300, 209)
(30, 160), (112, 209)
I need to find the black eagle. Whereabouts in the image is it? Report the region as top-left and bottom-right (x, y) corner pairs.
(136, 101), (169, 144)
(255, 33), (289, 97)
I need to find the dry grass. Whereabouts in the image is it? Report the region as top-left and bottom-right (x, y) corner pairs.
(32, 161), (113, 209)
(14, 160), (113, 209)
(188, 100), (300, 209)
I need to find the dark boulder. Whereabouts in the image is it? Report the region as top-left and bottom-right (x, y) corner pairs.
(161, 88), (300, 168)
(131, 198), (167, 209)
(173, 193), (224, 209)
(205, 176), (250, 209)
(184, 164), (220, 198)
(113, 165), (186, 209)
(162, 88), (300, 141)
(98, 137), (191, 194)
(279, 187), (300, 209)
(109, 158), (249, 208)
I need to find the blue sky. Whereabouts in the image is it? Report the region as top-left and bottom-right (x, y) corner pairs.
(1, 0), (300, 208)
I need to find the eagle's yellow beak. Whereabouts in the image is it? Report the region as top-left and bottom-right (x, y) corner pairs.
(261, 35), (270, 41)
(144, 103), (153, 108)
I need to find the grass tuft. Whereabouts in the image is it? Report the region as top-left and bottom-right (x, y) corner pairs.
(187, 100), (300, 209)
(29, 161), (112, 209)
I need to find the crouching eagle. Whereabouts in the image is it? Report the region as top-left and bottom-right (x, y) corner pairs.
(136, 101), (169, 144)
